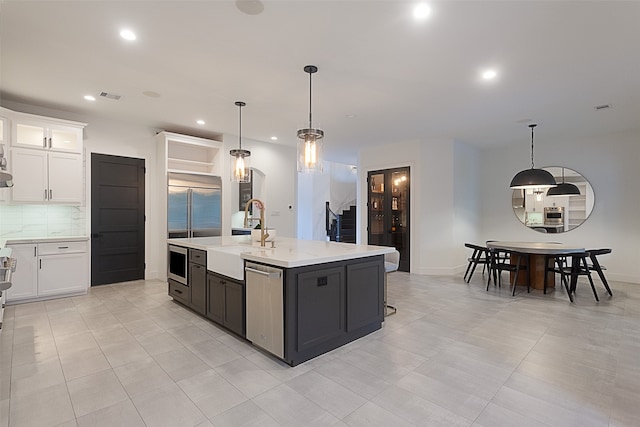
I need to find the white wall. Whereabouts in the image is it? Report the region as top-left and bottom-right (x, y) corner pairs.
(479, 129), (640, 283)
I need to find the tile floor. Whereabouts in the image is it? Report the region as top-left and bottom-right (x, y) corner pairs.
(1, 271), (639, 426)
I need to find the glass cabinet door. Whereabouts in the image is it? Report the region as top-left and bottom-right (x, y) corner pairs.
(14, 123), (47, 149)
(367, 168), (410, 272)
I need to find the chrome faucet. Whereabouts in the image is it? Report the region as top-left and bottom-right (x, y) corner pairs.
(244, 198), (269, 247)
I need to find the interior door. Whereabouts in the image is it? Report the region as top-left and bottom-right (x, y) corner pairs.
(91, 153), (145, 285)
(367, 167), (410, 272)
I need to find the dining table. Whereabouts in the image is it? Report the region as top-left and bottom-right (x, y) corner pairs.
(485, 241), (585, 290)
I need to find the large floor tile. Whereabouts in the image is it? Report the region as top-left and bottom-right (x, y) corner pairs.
(131, 383), (206, 427)
(113, 358), (175, 398)
(210, 400), (280, 427)
(215, 357), (282, 398)
(59, 346), (111, 381)
(176, 369), (248, 419)
(252, 383), (340, 426)
(67, 370), (130, 418)
(153, 346), (211, 382)
(342, 401), (414, 427)
(9, 383), (75, 427)
(76, 399), (145, 427)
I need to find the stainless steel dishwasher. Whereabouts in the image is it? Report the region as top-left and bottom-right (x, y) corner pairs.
(245, 262), (284, 358)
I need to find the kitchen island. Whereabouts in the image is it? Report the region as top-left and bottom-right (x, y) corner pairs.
(167, 236), (395, 366)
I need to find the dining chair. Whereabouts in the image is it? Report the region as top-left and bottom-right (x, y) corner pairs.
(486, 249), (529, 295)
(543, 254), (569, 294)
(463, 243), (490, 283)
(586, 248), (613, 297)
(559, 252), (599, 302)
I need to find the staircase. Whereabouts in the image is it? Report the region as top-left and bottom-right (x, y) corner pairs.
(327, 204), (356, 243)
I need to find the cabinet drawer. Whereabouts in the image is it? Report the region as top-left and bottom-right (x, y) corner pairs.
(168, 279), (190, 305)
(38, 241), (87, 255)
(189, 249), (206, 266)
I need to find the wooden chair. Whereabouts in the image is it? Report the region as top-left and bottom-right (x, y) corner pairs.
(560, 252), (599, 302)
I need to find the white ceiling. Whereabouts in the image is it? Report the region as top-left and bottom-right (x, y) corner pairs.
(1, 1), (639, 164)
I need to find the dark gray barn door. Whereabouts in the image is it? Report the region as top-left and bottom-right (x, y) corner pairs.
(91, 153), (145, 285)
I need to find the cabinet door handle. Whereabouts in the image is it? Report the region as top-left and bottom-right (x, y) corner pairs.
(48, 137), (52, 148)
(43, 137), (47, 148)
(44, 189), (48, 200)
(39, 259), (42, 269)
(174, 289), (183, 295)
(58, 246), (69, 249)
(49, 189), (52, 200)
(34, 247), (37, 257)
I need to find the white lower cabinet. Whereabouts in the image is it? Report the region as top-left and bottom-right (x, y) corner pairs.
(7, 240), (89, 303)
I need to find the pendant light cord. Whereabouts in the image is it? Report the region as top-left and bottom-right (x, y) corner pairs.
(238, 103), (242, 150)
(529, 124), (537, 169)
(308, 71), (313, 128)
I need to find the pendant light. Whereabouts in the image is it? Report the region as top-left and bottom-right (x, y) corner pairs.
(510, 124), (556, 189)
(230, 101), (251, 183)
(297, 65), (323, 173)
(547, 167), (580, 196)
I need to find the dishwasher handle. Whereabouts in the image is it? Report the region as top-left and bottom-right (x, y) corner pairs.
(245, 266), (282, 279)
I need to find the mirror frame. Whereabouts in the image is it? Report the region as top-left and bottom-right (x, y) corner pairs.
(512, 166), (594, 233)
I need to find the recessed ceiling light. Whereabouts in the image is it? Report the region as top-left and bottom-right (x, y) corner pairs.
(482, 69), (497, 80)
(142, 90), (161, 98)
(413, 3), (431, 19)
(236, 0), (264, 15)
(196, 120), (205, 125)
(84, 95), (96, 101)
(345, 114), (356, 119)
(270, 136), (278, 141)
(120, 29), (136, 41)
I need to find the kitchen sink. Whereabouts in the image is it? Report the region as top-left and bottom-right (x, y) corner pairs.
(207, 245), (253, 281)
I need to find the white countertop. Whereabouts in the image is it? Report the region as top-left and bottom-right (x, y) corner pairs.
(2, 236), (90, 246)
(167, 236), (395, 269)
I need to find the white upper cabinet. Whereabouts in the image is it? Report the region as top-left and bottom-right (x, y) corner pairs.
(11, 148), (83, 204)
(11, 114), (85, 153)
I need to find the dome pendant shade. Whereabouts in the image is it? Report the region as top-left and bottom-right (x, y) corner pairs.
(509, 123), (556, 189)
(547, 182), (581, 196)
(510, 168), (557, 189)
(297, 65), (323, 173)
(230, 101), (251, 183)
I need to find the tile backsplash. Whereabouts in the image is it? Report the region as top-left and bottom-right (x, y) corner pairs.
(0, 204), (86, 238)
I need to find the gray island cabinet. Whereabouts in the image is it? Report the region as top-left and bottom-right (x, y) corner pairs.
(167, 236), (394, 366)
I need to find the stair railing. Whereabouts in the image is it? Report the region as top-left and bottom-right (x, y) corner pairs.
(325, 201), (341, 241)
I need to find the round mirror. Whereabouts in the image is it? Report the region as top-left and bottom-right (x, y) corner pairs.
(512, 166), (594, 233)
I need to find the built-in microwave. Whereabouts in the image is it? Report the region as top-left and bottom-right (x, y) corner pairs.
(168, 245), (188, 285)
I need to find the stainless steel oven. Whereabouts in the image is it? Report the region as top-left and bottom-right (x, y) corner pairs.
(544, 206), (564, 225)
(168, 245), (188, 285)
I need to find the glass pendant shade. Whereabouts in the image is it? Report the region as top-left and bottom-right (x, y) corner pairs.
(297, 65), (323, 173)
(510, 123), (556, 189)
(230, 101), (251, 183)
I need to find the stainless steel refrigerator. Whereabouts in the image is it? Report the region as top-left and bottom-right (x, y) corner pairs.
(168, 172), (222, 238)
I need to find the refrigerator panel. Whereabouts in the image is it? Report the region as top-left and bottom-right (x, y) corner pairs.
(168, 186), (189, 236)
(191, 187), (222, 236)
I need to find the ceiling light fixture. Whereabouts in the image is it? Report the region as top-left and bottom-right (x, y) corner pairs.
(413, 3), (431, 19)
(510, 124), (556, 189)
(297, 65), (323, 173)
(547, 167), (580, 197)
(482, 69), (497, 80)
(120, 29), (136, 41)
(230, 101), (251, 183)
(270, 136), (278, 141)
(196, 119), (205, 125)
(83, 95), (96, 101)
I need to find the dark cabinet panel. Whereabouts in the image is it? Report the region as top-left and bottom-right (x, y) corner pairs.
(206, 273), (224, 324)
(189, 248), (206, 266)
(346, 260), (384, 331)
(296, 266), (345, 352)
(206, 271), (245, 337)
(189, 262), (207, 315)
(224, 280), (245, 336)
